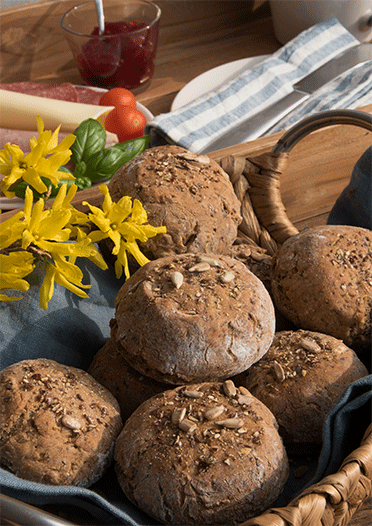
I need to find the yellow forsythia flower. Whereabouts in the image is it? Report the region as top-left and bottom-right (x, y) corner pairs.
(0, 115), (76, 198)
(84, 185), (166, 279)
(0, 251), (35, 301)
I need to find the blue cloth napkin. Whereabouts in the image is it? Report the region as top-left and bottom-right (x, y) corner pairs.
(146, 18), (372, 154)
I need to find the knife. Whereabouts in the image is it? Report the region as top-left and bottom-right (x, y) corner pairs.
(200, 42), (372, 153)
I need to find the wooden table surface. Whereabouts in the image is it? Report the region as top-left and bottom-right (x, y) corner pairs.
(0, 1), (371, 525)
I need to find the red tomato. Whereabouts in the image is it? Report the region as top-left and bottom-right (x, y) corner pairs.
(99, 87), (137, 108)
(104, 106), (147, 141)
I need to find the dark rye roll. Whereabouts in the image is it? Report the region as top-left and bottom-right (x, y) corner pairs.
(114, 380), (289, 525)
(88, 338), (169, 422)
(236, 329), (369, 444)
(112, 253), (276, 385)
(270, 225), (372, 351)
(0, 359), (123, 486)
(107, 145), (242, 259)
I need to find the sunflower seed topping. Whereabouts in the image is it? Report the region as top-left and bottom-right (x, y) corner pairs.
(197, 255), (223, 267)
(273, 361), (286, 382)
(300, 338), (321, 352)
(61, 416), (81, 430)
(188, 262), (211, 273)
(170, 271), (183, 289)
(223, 379), (237, 397)
(216, 418), (244, 429)
(238, 395), (254, 406)
(204, 405), (225, 420)
(178, 418), (197, 433)
(172, 407), (186, 424)
(183, 389), (203, 399)
(219, 271), (235, 283)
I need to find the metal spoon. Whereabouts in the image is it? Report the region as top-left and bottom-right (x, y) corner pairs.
(94, 0), (105, 35)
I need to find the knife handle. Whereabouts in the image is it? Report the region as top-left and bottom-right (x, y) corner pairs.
(201, 90), (308, 153)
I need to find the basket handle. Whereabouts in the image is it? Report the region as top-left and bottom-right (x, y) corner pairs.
(220, 110), (372, 254)
(272, 109), (372, 154)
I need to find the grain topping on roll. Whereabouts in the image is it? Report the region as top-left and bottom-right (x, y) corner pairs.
(112, 253), (276, 384)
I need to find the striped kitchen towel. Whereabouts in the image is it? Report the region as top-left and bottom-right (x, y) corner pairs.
(146, 18), (371, 154)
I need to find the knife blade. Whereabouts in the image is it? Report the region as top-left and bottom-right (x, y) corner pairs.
(200, 42), (372, 153)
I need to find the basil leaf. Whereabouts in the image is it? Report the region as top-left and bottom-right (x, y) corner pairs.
(74, 161), (87, 179)
(13, 177), (77, 201)
(74, 177), (92, 191)
(71, 118), (107, 165)
(84, 135), (149, 183)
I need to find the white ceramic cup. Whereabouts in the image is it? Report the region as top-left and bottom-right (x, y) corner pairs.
(269, 0), (372, 44)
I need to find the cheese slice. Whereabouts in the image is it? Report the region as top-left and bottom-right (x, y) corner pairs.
(0, 89), (114, 132)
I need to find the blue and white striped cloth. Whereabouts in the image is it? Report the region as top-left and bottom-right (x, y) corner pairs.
(147, 18), (372, 153)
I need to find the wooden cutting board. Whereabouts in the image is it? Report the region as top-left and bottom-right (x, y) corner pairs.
(1, 104), (371, 233)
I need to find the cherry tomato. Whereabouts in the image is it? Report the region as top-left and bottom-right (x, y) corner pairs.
(99, 87), (137, 108)
(104, 106), (147, 142)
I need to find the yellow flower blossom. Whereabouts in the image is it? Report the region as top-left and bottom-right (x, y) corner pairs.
(39, 255), (91, 310)
(84, 185), (166, 279)
(0, 209), (25, 250)
(0, 251), (35, 301)
(0, 115), (76, 198)
(0, 185), (108, 308)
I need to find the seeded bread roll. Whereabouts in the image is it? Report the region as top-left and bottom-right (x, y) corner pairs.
(107, 145), (242, 259)
(88, 338), (168, 421)
(271, 225), (372, 351)
(112, 253), (276, 385)
(114, 380), (289, 525)
(237, 330), (369, 443)
(0, 359), (123, 486)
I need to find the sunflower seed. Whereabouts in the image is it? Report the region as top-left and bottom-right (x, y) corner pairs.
(178, 419), (197, 433)
(204, 405), (225, 420)
(273, 361), (285, 382)
(197, 255), (223, 267)
(188, 262), (211, 272)
(170, 271), (183, 289)
(61, 416), (81, 430)
(216, 418), (244, 429)
(239, 386), (250, 396)
(223, 379), (237, 398)
(237, 395), (253, 406)
(171, 407), (186, 424)
(183, 390), (203, 399)
(219, 271), (235, 283)
(300, 339), (321, 352)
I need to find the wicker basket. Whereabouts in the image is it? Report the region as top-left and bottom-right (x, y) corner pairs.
(218, 109), (372, 526)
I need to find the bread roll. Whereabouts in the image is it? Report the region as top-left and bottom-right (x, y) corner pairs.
(112, 253), (276, 384)
(271, 225), (372, 350)
(237, 330), (369, 443)
(114, 380), (289, 525)
(107, 145), (242, 258)
(88, 338), (168, 421)
(0, 359), (123, 486)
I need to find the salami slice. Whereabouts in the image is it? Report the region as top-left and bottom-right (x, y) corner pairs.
(0, 82), (79, 102)
(0, 82), (104, 105)
(75, 86), (103, 105)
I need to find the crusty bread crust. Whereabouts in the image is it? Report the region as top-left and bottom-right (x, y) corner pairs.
(114, 380), (289, 525)
(270, 225), (372, 350)
(112, 253), (276, 384)
(88, 338), (168, 421)
(0, 359), (123, 486)
(237, 329), (369, 443)
(107, 145), (242, 258)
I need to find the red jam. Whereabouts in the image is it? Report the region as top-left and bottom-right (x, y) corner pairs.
(77, 21), (158, 90)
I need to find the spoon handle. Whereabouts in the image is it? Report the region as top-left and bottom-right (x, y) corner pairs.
(94, 0), (105, 35)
